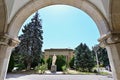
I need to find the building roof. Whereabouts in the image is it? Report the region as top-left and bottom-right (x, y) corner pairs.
(44, 48), (73, 51)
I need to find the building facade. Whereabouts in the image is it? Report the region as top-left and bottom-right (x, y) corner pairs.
(44, 48), (74, 65)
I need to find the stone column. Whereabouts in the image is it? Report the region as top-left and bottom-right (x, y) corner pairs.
(0, 36), (18, 80)
(64, 55), (68, 66)
(99, 33), (120, 80)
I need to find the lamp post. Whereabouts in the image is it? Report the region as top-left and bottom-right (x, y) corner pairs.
(93, 45), (100, 73)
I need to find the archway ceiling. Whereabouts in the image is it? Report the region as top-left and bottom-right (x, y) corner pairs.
(5, 0), (109, 24)
(0, 0), (6, 35)
(5, 0), (30, 23)
(2, 0), (120, 37)
(111, 0), (120, 33)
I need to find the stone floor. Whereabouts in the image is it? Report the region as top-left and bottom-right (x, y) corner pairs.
(6, 74), (113, 80)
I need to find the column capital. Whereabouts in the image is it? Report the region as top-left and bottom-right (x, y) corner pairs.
(99, 32), (120, 47)
(0, 35), (19, 47)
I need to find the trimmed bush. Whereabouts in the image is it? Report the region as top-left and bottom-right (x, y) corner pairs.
(35, 64), (47, 74)
(62, 65), (67, 73)
(69, 57), (75, 69)
(56, 55), (66, 71)
(47, 57), (52, 70)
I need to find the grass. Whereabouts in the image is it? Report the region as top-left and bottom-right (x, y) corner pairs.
(65, 69), (111, 75)
(66, 69), (95, 75)
(9, 68), (111, 76)
(99, 72), (110, 75)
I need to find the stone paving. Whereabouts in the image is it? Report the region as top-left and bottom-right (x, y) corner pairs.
(6, 74), (113, 80)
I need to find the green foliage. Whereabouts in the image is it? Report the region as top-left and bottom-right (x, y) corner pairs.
(35, 64), (47, 74)
(46, 57), (52, 70)
(62, 65), (67, 73)
(31, 60), (39, 69)
(92, 45), (110, 67)
(74, 43), (95, 72)
(13, 12), (43, 70)
(31, 57), (45, 69)
(8, 54), (14, 72)
(16, 63), (26, 71)
(56, 55), (67, 71)
(69, 57), (75, 69)
(11, 49), (27, 70)
(40, 58), (45, 64)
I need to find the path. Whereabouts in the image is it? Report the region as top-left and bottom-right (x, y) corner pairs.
(6, 74), (113, 80)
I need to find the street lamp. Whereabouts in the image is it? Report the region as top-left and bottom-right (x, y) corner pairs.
(93, 45), (100, 73)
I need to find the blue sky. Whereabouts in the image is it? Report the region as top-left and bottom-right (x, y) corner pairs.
(19, 5), (100, 51)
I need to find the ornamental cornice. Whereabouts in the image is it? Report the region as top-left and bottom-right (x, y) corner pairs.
(0, 35), (19, 46)
(99, 32), (120, 47)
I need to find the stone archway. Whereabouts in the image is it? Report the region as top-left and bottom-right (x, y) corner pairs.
(0, 0), (109, 80)
(0, 0), (7, 36)
(1, 0), (120, 80)
(7, 0), (109, 39)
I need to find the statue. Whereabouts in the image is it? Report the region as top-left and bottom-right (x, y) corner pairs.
(52, 54), (57, 66)
(51, 54), (57, 73)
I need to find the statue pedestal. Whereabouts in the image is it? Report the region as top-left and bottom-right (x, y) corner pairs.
(51, 65), (57, 73)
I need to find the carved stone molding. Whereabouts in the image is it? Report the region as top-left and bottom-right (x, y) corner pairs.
(99, 32), (120, 47)
(0, 35), (19, 46)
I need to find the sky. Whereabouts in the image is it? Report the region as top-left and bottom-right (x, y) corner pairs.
(18, 5), (100, 51)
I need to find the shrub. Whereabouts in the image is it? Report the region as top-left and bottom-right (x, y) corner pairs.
(56, 55), (66, 71)
(16, 63), (26, 71)
(35, 64), (47, 74)
(62, 65), (67, 74)
(40, 58), (45, 64)
(47, 57), (52, 70)
(69, 57), (75, 69)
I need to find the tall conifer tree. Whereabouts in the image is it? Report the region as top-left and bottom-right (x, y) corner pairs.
(74, 43), (95, 72)
(18, 12), (43, 70)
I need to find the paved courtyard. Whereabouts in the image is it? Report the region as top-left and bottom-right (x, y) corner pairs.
(6, 74), (113, 80)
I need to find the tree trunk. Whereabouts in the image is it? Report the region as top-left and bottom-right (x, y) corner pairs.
(26, 63), (31, 70)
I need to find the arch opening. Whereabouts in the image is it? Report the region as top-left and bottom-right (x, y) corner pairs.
(19, 4), (100, 50)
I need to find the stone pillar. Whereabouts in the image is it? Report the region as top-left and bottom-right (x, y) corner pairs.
(0, 45), (13, 80)
(65, 56), (68, 66)
(99, 33), (120, 80)
(0, 36), (19, 80)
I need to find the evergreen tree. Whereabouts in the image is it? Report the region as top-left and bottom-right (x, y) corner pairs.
(74, 43), (95, 72)
(17, 12), (43, 70)
(92, 45), (110, 67)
